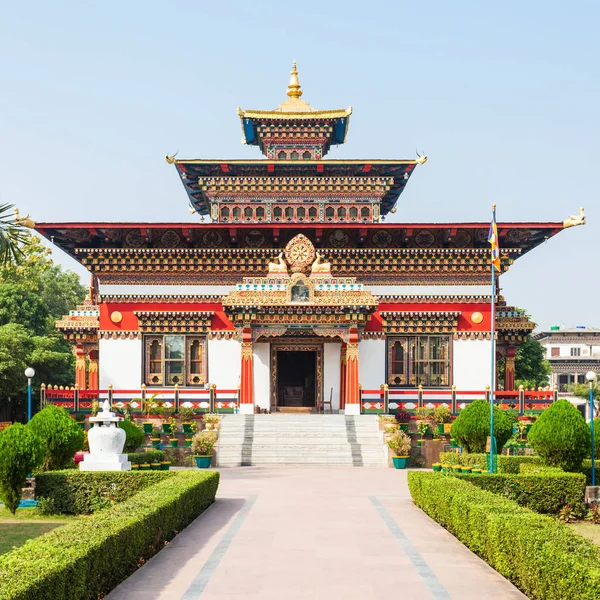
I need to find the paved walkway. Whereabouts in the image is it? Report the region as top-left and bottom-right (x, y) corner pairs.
(106, 468), (527, 600)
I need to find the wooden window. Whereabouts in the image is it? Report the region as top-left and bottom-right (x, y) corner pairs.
(302, 151), (311, 160)
(325, 207), (334, 219)
(291, 151), (299, 160)
(297, 206), (306, 220)
(278, 151), (286, 160)
(551, 347), (560, 357)
(338, 207), (346, 220)
(273, 206), (283, 219)
(244, 206), (253, 220)
(256, 206), (265, 220)
(285, 206), (294, 220)
(308, 207), (318, 220)
(361, 206), (370, 219)
(144, 335), (207, 387)
(220, 206), (230, 221)
(387, 335), (451, 388)
(570, 347), (581, 357)
(232, 206), (241, 219)
(349, 207), (358, 220)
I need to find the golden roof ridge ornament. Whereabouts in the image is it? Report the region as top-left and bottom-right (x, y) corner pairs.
(14, 207), (35, 229)
(563, 207), (585, 228)
(287, 61), (303, 99)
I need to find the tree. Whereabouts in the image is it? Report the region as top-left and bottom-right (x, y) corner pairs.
(120, 418), (145, 452)
(527, 400), (590, 471)
(0, 203), (27, 265)
(514, 337), (551, 389)
(450, 400), (513, 453)
(0, 423), (44, 514)
(27, 405), (84, 471)
(569, 377), (600, 419)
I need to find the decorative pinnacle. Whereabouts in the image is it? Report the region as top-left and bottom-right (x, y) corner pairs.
(286, 61), (303, 99)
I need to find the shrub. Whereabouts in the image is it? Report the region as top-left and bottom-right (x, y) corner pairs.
(178, 406), (196, 422)
(386, 431), (411, 456)
(0, 424), (44, 514)
(0, 471), (219, 599)
(433, 404), (452, 424)
(191, 431), (217, 455)
(28, 405), (84, 471)
(591, 418), (600, 459)
(527, 400), (590, 471)
(450, 400), (512, 453)
(73, 413), (86, 424)
(497, 455), (541, 473)
(439, 452), (487, 469)
(127, 450), (165, 465)
(394, 406), (412, 424)
(455, 472), (586, 513)
(119, 418), (144, 452)
(408, 472), (600, 600)
(35, 470), (174, 514)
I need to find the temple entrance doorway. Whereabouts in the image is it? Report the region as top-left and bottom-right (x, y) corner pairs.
(276, 350), (316, 408)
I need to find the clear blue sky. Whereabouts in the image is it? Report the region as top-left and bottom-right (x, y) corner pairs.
(1, 1), (598, 329)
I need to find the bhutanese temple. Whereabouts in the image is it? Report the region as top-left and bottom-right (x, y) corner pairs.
(30, 63), (585, 415)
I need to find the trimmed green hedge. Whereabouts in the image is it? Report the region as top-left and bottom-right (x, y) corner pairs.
(0, 471), (219, 600)
(35, 470), (174, 515)
(438, 452), (542, 473)
(127, 450), (166, 465)
(408, 472), (600, 600)
(498, 455), (541, 473)
(455, 472), (585, 513)
(580, 459), (599, 486)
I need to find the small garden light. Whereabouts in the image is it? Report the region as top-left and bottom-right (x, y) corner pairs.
(585, 371), (597, 486)
(24, 367), (35, 422)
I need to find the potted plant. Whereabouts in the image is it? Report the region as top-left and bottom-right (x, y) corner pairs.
(73, 412), (86, 429)
(472, 468), (482, 474)
(394, 407), (412, 433)
(159, 402), (176, 433)
(140, 462), (151, 471)
(179, 404), (196, 434)
(150, 426), (161, 449)
(417, 420), (429, 445)
(150, 460), (161, 470)
(140, 393), (161, 433)
(452, 464), (462, 473)
(203, 413), (220, 431)
(168, 416), (179, 447)
(433, 405), (452, 434)
(462, 466), (473, 474)
(441, 464), (450, 472)
(386, 430), (411, 469)
(184, 421), (197, 447)
(432, 462), (442, 472)
(161, 459), (171, 470)
(191, 431), (217, 468)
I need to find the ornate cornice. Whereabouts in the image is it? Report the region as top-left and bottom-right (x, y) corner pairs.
(100, 330), (142, 340)
(100, 294), (223, 303)
(380, 311), (460, 334)
(134, 311), (213, 334)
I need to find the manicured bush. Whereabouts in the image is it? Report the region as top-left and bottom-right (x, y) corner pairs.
(126, 450), (165, 465)
(0, 424), (44, 514)
(580, 459), (599, 486)
(433, 404), (452, 424)
(438, 453), (543, 473)
(591, 418), (600, 459)
(35, 470), (174, 515)
(497, 455), (541, 473)
(527, 399), (590, 471)
(450, 400), (513, 453)
(408, 472), (600, 600)
(455, 472), (585, 513)
(119, 418), (144, 452)
(0, 471), (220, 600)
(394, 406), (412, 424)
(28, 405), (84, 471)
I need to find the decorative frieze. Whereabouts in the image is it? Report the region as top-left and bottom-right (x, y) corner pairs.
(380, 311), (460, 334)
(134, 311), (213, 334)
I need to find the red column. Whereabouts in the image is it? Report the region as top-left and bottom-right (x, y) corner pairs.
(345, 328), (360, 415)
(504, 346), (517, 391)
(239, 327), (254, 414)
(75, 345), (87, 390)
(339, 343), (347, 411)
(88, 350), (99, 390)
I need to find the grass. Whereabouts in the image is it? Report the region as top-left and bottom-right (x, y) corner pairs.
(0, 507), (77, 555)
(568, 523), (600, 548)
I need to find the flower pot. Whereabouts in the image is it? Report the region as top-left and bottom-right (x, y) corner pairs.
(195, 455), (212, 468)
(151, 463), (161, 470)
(162, 423), (172, 435)
(169, 439), (178, 448)
(384, 423), (397, 433)
(182, 423), (193, 435)
(151, 437), (161, 449)
(185, 438), (192, 447)
(443, 423), (452, 434)
(450, 440), (458, 448)
(472, 469), (482, 475)
(77, 422), (85, 430)
(398, 423), (409, 433)
(452, 466), (462, 473)
(131, 464), (139, 470)
(432, 464), (442, 472)
(437, 424), (444, 434)
(391, 456), (409, 469)
(143, 422), (153, 434)
(140, 463), (150, 471)
(161, 461), (171, 471)
(462, 467), (472, 474)
(417, 439), (424, 446)
(204, 422), (214, 431)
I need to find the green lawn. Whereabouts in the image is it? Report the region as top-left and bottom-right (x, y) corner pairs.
(568, 522), (600, 548)
(0, 507), (77, 555)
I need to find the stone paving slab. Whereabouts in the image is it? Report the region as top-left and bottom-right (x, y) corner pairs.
(106, 468), (528, 600)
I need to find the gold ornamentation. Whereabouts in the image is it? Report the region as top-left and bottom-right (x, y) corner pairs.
(268, 252), (289, 274)
(563, 207), (585, 228)
(346, 343), (359, 361)
(471, 312), (484, 324)
(241, 341), (253, 360)
(415, 152), (428, 165)
(286, 61), (303, 99)
(286, 273), (315, 303)
(110, 311), (123, 324)
(13, 208), (36, 229)
(285, 233), (316, 274)
(310, 252), (332, 276)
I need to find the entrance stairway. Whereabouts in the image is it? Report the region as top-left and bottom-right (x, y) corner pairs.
(215, 414), (387, 467)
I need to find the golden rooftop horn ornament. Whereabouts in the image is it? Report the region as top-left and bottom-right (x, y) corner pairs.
(286, 61), (303, 99)
(563, 207), (585, 229)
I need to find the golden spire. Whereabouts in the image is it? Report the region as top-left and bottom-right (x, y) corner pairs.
(286, 61), (303, 99)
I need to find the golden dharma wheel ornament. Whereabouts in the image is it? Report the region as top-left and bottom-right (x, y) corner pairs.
(284, 233), (316, 274)
(471, 312), (484, 324)
(110, 311), (123, 324)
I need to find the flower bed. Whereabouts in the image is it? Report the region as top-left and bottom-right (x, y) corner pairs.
(408, 472), (600, 600)
(0, 471), (219, 600)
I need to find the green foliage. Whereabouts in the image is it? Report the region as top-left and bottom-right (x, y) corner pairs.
(27, 405), (84, 471)
(0, 471), (220, 599)
(35, 470), (174, 515)
(433, 404), (451, 423)
(455, 472), (586, 513)
(386, 430), (411, 456)
(439, 452), (488, 469)
(527, 400), (590, 471)
(591, 418), (600, 459)
(191, 431), (217, 456)
(408, 472), (600, 600)
(450, 400), (513, 453)
(0, 202), (27, 265)
(514, 336), (552, 389)
(126, 450), (166, 465)
(0, 424), (44, 514)
(119, 419), (144, 452)
(178, 406), (196, 422)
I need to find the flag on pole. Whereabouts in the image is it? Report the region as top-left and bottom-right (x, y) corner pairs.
(488, 213), (501, 271)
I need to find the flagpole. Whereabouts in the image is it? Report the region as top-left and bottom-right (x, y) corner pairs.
(489, 203), (497, 473)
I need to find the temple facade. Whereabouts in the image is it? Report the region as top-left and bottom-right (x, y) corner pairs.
(34, 64), (580, 415)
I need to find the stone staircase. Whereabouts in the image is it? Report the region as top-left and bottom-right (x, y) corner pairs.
(215, 414), (387, 467)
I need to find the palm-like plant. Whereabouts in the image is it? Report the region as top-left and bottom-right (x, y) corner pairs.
(0, 203), (27, 264)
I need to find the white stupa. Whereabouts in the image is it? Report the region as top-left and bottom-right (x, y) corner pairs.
(79, 400), (131, 471)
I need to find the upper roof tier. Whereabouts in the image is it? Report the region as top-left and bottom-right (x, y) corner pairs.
(237, 62), (352, 160)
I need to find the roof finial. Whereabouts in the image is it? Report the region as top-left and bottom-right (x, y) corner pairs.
(286, 61), (303, 99)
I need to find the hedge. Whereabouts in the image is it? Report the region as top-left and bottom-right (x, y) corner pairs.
(438, 452), (542, 473)
(454, 472), (586, 513)
(35, 470), (174, 515)
(0, 471), (220, 600)
(408, 472), (600, 600)
(127, 450), (166, 465)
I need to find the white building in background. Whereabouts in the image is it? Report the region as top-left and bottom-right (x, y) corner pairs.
(534, 326), (600, 392)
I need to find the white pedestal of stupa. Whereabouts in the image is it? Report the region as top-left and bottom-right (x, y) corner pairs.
(79, 400), (131, 471)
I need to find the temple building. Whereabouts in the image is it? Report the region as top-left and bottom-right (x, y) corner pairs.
(32, 63), (583, 415)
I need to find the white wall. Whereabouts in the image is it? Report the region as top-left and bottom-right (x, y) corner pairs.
(369, 285), (490, 297)
(323, 343), (341, 411)
(359, 339), (386, 390)
(99, 338), (143, 389)
(208, 338), (241, 389)
(452, 339), (492, 390)
(99, 284), (233, 296)
(253, 343), (270, 410)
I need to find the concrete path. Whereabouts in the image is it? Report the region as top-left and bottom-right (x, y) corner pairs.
(106, 468), (527, 600)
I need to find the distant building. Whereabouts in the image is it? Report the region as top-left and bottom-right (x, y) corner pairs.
(534, 326), (600, 392)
